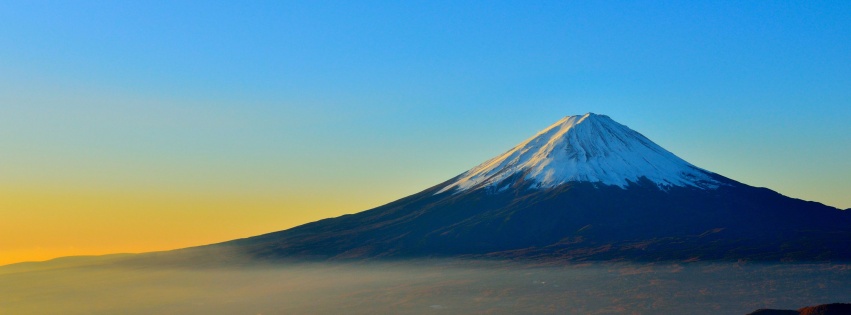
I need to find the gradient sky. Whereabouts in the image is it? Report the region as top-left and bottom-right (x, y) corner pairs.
(1, 1), (849, 266)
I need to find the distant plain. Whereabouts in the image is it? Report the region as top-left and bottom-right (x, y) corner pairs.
(2, 257), (849, 315)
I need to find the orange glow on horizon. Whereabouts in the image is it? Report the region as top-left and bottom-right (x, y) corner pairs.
(0, 185), (389, 266)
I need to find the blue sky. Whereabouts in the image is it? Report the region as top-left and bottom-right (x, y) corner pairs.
(1, 1), (849, 263)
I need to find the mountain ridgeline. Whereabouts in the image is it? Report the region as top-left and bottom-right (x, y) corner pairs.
(217, 113), (850, 262)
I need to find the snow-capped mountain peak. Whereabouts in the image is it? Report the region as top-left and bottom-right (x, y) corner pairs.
(437, 113), (721, 194)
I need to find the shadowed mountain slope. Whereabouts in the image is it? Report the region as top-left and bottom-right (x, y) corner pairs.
(207, 113), (850, 262)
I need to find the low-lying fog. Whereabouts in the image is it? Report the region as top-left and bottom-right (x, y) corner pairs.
(1, 258), (849, 314)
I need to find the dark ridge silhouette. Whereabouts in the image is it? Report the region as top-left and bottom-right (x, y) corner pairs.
(746, 303), (851, 315)
(799, 303), (851, 315)
(746, 310), (800, 315)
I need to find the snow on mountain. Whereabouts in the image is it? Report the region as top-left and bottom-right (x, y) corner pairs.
(438, 113), (722, 194)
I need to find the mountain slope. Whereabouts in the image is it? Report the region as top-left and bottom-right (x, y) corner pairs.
(215, 113), (851, 262)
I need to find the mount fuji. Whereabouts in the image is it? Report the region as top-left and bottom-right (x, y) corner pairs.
(206, 113), (850, 262)
(438, 113), (721, 193)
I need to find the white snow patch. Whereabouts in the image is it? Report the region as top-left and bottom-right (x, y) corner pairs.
(437, 113), (721, 194)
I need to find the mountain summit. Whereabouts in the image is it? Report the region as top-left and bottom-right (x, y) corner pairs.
(208, 113), (850, 262)
(439, 113), (720, 194)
